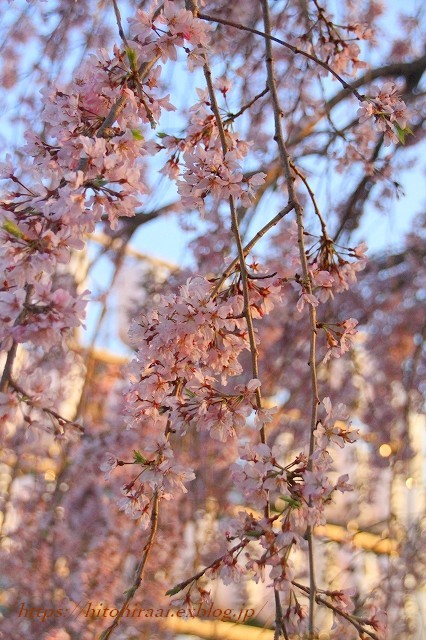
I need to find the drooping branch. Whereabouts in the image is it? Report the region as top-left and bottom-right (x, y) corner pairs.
(292, 581), (380, 640)
(198, 12), (364, 98)
(8, 380), (84, 435)
(0, 286), (33, 393)
(100, 490), (160, 640)
(202, 37), (268, 506)
(260, 0), (321, 635)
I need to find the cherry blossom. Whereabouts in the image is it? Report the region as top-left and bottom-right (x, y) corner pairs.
(358, 82), (409, 145)
(0, 2), (424, 640)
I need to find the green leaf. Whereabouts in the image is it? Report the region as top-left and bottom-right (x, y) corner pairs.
(281, 496), (301, 508)
(126, 48), (138, 69)
(157, 132), (168, 139)
(394, 123), (413, 145)
(91, 177), (108, 188)
(131, 129), (144, 141)
(133, 450), (147, 464)
(165, 584), (182, 596)
(3, 217), (25, 239)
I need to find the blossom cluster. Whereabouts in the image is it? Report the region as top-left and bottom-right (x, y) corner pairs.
(285, 229), (367, 361)
(298, 6), (372, 78)
(358, 82), (409, 145)
(158, 86), (266, 213)
(128, 0), (212, 68)
(232, 398), (357, 538)
(0, 1), (214, 428)
(107, 274), (282, 521)
(167, 396), (357, 596)
(101, 436), (195, 530)
(307, 237), (368, 297)
(166, 395), (383, 637)
(319, 318), (359, 363)
(125, 276), (280, 440)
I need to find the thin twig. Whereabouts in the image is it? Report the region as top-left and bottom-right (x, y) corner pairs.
(292, 581), (380, 640)
(260, 1), (320, 636)
(211, 201), (294, 297)
(202, 62), (267, 463)
(9, 380), (84, 434)
(100, 490), (160, 640)
(274, 590), (289, 640)
(0, 285), (33, 393)
(200, 22), (292, 638)
(290, 161), (329, 239)
(112, 0), (157, 130)
(198, 12), (365, 100)
(101, 376), (183, 639)
(112, 0), (129, 47)
(165, 540), (248, 596)
(224, 86), (270, 123)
